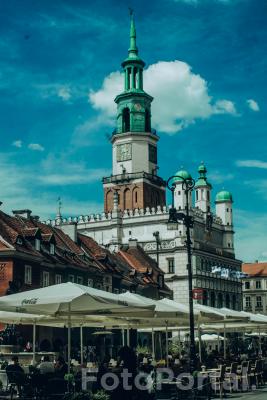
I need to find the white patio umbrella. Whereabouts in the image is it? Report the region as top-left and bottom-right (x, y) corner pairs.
(0, 283), (155, 372)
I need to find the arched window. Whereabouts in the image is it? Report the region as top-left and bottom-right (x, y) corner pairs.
(106, 190), (113, 212)
(225, 294), (230, 308)
(122, 108), (130, 132)
(210, 291), (215, 307)
(124, 188), (131, 209)
(217, 293), (223, 308)
(145, 109), (151, 132)
(203, 290), (208, 306)
(133, 188), (138, 206)
(196, 190), (198, 201)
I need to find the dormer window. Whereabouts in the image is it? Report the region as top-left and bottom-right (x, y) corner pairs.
(50, 243), (55, 255)
(17, 237), (23, 245)
(35, 238), (40, 251)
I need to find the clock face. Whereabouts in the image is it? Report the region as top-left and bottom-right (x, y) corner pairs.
(134, 103), (142, 111)
(117, 143), (132, 162)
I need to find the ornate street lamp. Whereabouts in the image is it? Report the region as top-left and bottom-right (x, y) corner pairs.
(166, 175), (196, 371)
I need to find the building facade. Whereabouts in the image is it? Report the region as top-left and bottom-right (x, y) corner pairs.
(47, 15), (242, 310)
(242, 262), (267, 315)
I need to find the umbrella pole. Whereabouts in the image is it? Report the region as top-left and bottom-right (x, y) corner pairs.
(152, 327), (155, 360)
(127, 326), (130, 346)
(165, 321), (169, 367)
(68, 304), (71, 373)
(259, 327), (262, 355)
(122, 329), (125, 346)
(32, 322), (36, 365)
(223, 322), (226, 360)
(80, 325), (83, 365)
(198, 320), (202, 363)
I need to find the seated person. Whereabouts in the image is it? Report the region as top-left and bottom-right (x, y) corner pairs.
(37, 355), (55, 375)
(54, 356), (68, 377)
(6, 356), (27, 395)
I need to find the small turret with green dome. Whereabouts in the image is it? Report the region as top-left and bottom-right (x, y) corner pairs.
(195, 162), (212, 188)
(173, 168), (192, 183)
(216, 190), (233, 203)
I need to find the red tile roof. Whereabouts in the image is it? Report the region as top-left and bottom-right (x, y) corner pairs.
(242, 263), (267, 277)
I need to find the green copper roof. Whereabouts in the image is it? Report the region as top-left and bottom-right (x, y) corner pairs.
(173, 169), (192, 182)
(195, 162), (212, 188)
(123, 11), (144, 65)
(216, 190), (233, 203)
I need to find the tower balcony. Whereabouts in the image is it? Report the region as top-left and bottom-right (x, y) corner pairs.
(112, 128), (158, 136)
(102, 171), (166, 186)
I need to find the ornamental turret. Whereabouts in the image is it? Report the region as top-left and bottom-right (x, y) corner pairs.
(195, 162), (212, 213)
(173, 169), (193, 210)
(215, 190), (234, 251)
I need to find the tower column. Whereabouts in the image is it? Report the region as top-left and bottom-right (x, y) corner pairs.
(131, 66), (135, 89)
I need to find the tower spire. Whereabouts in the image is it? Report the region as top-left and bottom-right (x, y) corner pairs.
(128, 8), (138, 58)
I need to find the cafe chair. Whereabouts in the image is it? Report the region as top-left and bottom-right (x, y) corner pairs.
(224, 362), (238, 392)
(236, 361), (251, 391)
(209, 364), (226, 399)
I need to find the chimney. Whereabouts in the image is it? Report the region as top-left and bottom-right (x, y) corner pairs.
(59, 222), (77, 243)
(128, 238), (138, 248)
(12, 209), (32, 219)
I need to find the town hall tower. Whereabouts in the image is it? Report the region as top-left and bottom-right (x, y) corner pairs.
(103, 13), (166, 213)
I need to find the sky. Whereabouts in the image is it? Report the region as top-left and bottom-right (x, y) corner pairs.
(0, 0), (266, 262)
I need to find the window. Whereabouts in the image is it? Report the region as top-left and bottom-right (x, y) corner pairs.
(227, 208), (229, 212)
(35, 238), (41, 251)
(178, 191), (181, 196)
(245, 296), (251, 308)
(228, 243), (231, 248)
(88, 279), (93, 287)
(256, 281), (261, 289)
(25, 265), (32, 285)
(196, 190), (198, 201)
(207, 191), (210, 201)
(105, 286), (110, 292)
(122, 108), (130, 132)
(168, 258), (175, 274)
(245, 281), (250, 289)
(77, 276), (83, 285)
(55, 274), (62, 285)
(68, 274), (74, 283)
(50, 243), (55, 255)
(256, 296), (262, 308)
(42, 271), (49, 287)
(145, 109), (151, 132)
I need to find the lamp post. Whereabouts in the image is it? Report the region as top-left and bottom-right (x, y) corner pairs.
(153, 231), (160, 267)
(166, 175), (196, 371)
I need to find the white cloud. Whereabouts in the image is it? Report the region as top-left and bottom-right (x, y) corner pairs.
(12, 140), (23, 148)
(236, 159), (267, 169)
(58, 86), (71, 101)
(246, 99), (260, 112)
(28, 143), (45, 152)
(214, 99), (237, 115)
(208, 171), (234, 184)
(89, 60), (237, 134)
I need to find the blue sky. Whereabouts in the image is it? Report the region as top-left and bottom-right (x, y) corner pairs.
(0, 0), (266, 261)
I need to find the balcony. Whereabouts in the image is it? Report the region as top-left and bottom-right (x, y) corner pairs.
(112, 128), (158, 136)
(103, 171), (166, 186)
